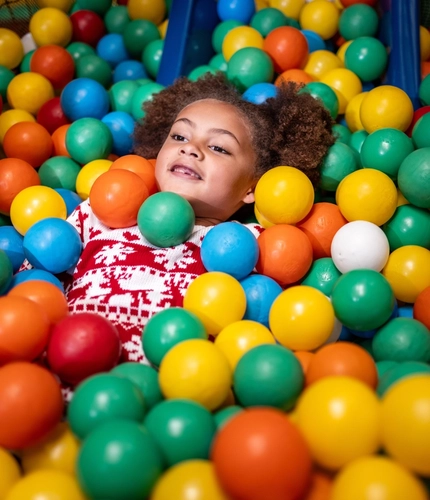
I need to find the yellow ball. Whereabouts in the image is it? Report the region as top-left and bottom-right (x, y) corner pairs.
(299, 0), (340, 40)
(21, 423), (79, 476)
(304, 50), (343, 81)
(381, 375), (430, 477)
(360, 85), (414, 133)
(269, 286), (335, 351)
(127, 0), (166, 24)
(320, 68), (362, 114)
(5, 470), (86, 500)
(336, 40), (353, 63)
(331, 456), (428, 500)
(254, 205), (275, 228)
(0, 109), (35, 144)
(222, 26), (264, 62)
(29, 7), (73, 47)
(10, 186), (67, 235)
(151, 460), (228, 500)
(159, 339), (232, 411)
(295, 376), (381, 470)
(336, 168), (397, 226)
(37, 0), (74, 12)
(183, 272), (247, 337)
(215, 320), (276, 371)
(344, 92), (367, 132)
(256, 0), (270, 10)
(269, 0), (306, 20)
(7, 73), (54, 116)
(158, 19), (169, 39)
(75, 159), (112, 200)
(0, 29), (24, 70)
(397, 188), (410, 207)
(382, 245), (430, 303)
(0, 448), (21, 498)
(420, 25), (430, 61)
(254, 166), (314, 225)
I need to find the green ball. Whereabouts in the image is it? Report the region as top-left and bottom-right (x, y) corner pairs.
(188, 65), (218, 81)
(250, 7), (287, 37)
(412, 113), (430, 149)
(348, 129), (368, 167)
(104, 5), (130, 34)
(419, 74), (430, 105)
(333, 123), (352, 145)
(233, 344), (304, 411)
(131, 81), (164, 121)
(0, 214), (11, 227)
(227, 47), (274, 92)
(360, 128), (414, 181)
(77, 419), (164, 500)
(123, 19), (160, 59)
(398, 148), (430, 209)
(20, 50), (34, 73)
(383, 205), (430, 251)
(109, 80), (139, 113)
(68, 374), (146, 439)
(212, 20), (243, 53)
(377, 361), (430, 396)
(209, 53), (228, 72)
(300, 81), (339, 119)
(78, 0), (111, 16)
(376, 360), (398, 379)
(142, 39), (164, 79)
(339, 4), (379, 40)
(66, 42), (96, 63)
(0, 249), (13, 295)
(137, 192), (195, 248)
(331, 269), (395, 331)
(65, 117), (113, 164)
(213, 405), (243, 430)
(111, 363), (163, 411)
(285, 16), (301, 29)
(301, 257), (342, 296)
(372, 318), (430, 363)
(142, 307), (207, 367)
(0, 65), (15, 100)
(144, 399), (216, 466)
(319, 142), (358, 191)
(344, 36), (387, 82)
(38, 156), (81, 191)
(76, 54), (112, 88)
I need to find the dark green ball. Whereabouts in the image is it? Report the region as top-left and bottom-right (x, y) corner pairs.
(300, 81), (339, 119)
(344, 36), (388, 82)
(301, 257), (342, 296)
(0, 249), (13, 295)
(227, 47), (274, 92)
(38, 156), (81, 192)
(123, 19), (160, 59)
(319, 142), (358, 191)
(66, 42), (95, 64)
(76, 54), (112, 88)
(412, 113), (430, 149)
(377, 361), (430, 396)
(333, 123), (352, 145)
(383, 204), (430, 251)
(104, 5), (130, 34)
(214, 405), (243, 430)
(397, 148), (430, 209)
(250, 7), (287, 37)
(339, 4), (379, 40)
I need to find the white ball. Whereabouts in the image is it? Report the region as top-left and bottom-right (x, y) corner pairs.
(21, 33), (37, 54)
(331, 220), (390, 273)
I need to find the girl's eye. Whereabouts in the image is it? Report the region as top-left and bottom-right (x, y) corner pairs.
(211, 145), (230, 155)
(171, 134), (186, 141)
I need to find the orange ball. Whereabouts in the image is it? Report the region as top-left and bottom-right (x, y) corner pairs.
(0, 362), (64, 449)
(89, 169), (149, 228)
(306, 342), (378, 389)
(211, 407), (312, 500)
(263, 26), (309, 73)
(110, 154), (157, 195)
(294, 351), (315, 375)
(30, 45), (75, 90)
(275, 68), (314, 86)
(296, 202), (348, 259)
(0, 158), (40, 215)
(414, 286), (430, 330)
(3, 122), (53, 167)
(0, 295), (50, 365)
(304, 470), (333, 500)
(8, 280), (69, 325)
(256, 224), (313, 286)
(51, 124), (71, 157)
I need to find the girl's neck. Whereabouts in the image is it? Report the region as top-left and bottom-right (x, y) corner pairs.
(195, 216), (224, 227)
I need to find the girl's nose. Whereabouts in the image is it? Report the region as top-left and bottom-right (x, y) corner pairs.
(179, 142), (202, 159)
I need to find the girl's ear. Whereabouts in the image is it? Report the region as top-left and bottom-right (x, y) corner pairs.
(242, 185), (255, 205)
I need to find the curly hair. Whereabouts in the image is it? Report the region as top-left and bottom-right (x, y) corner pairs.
(133, 73), (335, 185)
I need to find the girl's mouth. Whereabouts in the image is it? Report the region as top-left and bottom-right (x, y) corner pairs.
(170, 165), (202, 180)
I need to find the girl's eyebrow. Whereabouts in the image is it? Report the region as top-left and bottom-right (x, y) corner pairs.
(173, 117), (240, 145)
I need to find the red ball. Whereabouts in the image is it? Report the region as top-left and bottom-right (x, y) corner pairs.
(212, 407), (312, 500)
(37, 97), (71, 135)
(414, 286), (430, 330)
(70, 10), (106, 47)
(47, 312), (122, 386)
(340, 0), (377, 6)
(30, 45), (75, 90)
(406, 105), (430, 137)
(263, 26), (309, 73)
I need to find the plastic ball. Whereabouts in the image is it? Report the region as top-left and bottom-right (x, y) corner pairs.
(104, 5), (131, 34)
(66, 42), (96, 63)
(158, 339), (231, 411)
(414, 286), (430, 330)
(255, 224), (313, 286)
(61, 77), (110, 121)
(377, 360), (430, 397)
(0, 249), (13, 295)
(51, 123), (71, 157)
(270, 286), (335, 350)
(320, 68), (362, 115)
(0, 28), (24, 70)
(339, 3), (379, 40)
(299, 0), (340, 40)
(0, 362), (63, 449)
(360, 85), (414, 133)
(269, 0), (305, 20)
(38, 156), (80, 192)
(301, 29), (326, 53)
(0, 227), (24, 273)
(7, 72), (54, 116)
(304, 49), (343, 81)
(250, 7), (288, 37)
(263, 26), (308, 73)
(142, 38), (164, 78)
(226, 47), (273, 91)
(110, 154), (157, 194)
(0, 448), (21, 497)
(222, 26), (264, 61)
(66, 117), (113, 165)
(100, 111), (135, 157)
(211, 407), (312, 500)
(9, 268), (64, 292)
(113, 59), (147, 83)
(344, 36), (387, 82)
(212, 19), (243, 53)
(0, 109), (36, 145)
(109, 80), (139, 114)
(331, 269), (395, 331)
(29, 7), (73, 47)
(37, 97), (70, 134)
(397, 148), (430, 209)
(301, 257), (342, 296)
(336, 168), (397, 226)
(123, 19), (160, 58)
(96, 33), (129, 68)
(75, 54), (112, 88)
(130, 80), (164, 120)
(319, 142), (358, 192)
(412, 113), (430, 149)
(300, 81), (339, 119)
(217, 0), (254, 23)
(54, 188), (81, 216)
(77, 419), (164, 500)
(240, 273), (282, 327)
(70, 10), (106, 47)
(76, 159), (112, 199)
(79, 0), (111, 16)
(127, 0), (166, 24)
(383, 204), (430, 251)
(30, 45), (75, 90)
(344, 91), (367, 132)
(3, 122), (53, 168)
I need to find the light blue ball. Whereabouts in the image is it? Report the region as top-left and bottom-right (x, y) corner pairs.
(113, 60), (148, 83)
(0, 226), (24, 273)
(217, 0), (255, 24)
(54, 189), (83, 217)
(301, 29), (325, 53)
(61, 77), (110, 121)
(96, 33), (130, 68)
(101, 110), (135, 156)
(243, 82), (278, 104)
(9, 269), (64, 292)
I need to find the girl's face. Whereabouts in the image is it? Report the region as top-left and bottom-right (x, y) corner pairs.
(155, 99), (257, 224)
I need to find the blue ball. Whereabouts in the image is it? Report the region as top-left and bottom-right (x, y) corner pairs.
(201, 222), (259, 280)
(97, 33), (130, 68)
(361, 81), (376, 92)
(301, 29), (326, 53)
(217, 0), (255, 24)
(398, 305), (413, 318)
(0, 226), (24, 273)
(61, 77), (110, 121)
(9, 269), (64, 292)
(23, 218), (82, 274)
(101, 111), (135, 156)
(113, 60), (148, 83)
(240, 273), (282, 328)
(54, 189), (82, 216)
(242, 82), (278, 104)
